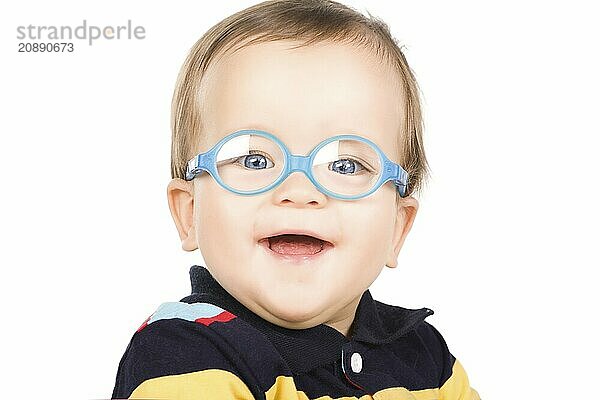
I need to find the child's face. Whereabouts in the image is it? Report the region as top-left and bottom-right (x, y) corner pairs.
(168, 40), (418, 335)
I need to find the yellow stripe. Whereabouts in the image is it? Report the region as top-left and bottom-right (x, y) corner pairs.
(129, 363), (480, 400)
(129, 369), (255, 400)
(439, 359), (481, 400)
(265, 375), (440, 400)
(265, 376), (309, 399)
(372, 386), (438, 399)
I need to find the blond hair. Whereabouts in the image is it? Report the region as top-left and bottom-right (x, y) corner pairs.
(170, 0), (430, 197)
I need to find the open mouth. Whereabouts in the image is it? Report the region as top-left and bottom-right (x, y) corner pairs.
(258, 234), (334, 257)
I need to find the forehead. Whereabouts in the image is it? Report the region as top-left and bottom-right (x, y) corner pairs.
(199, 40), (405, 160)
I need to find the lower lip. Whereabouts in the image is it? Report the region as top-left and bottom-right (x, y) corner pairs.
(257, 239), (334, 264)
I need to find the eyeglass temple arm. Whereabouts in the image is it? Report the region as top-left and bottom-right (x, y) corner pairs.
(388, 162), (409, 197)
(185, 153), (213, 181)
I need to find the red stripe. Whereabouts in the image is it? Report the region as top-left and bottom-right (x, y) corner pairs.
(136, 315), (151, 332)
(195, 310), (237, 326)
(343, 371), (368, 392)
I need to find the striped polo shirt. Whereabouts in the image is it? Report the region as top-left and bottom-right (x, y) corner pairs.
(111, 265), (479, 399)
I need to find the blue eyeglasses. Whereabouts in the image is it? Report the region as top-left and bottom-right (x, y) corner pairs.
(185, 129), (408, 200)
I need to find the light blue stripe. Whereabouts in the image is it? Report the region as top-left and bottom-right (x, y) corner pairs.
(147, 302), (227, 325)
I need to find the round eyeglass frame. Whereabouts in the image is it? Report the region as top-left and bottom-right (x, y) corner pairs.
(184, 129), (409, 200)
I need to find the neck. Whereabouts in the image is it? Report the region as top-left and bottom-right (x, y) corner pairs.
(324, 294), (363, 338)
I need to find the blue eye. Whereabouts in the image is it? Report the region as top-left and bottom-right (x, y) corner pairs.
(236, 151), (274, 170)
(328, 158), (366, 175)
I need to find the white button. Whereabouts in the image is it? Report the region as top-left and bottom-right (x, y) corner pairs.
(350, 352), (363, 373)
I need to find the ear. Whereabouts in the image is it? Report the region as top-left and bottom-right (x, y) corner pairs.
(167, 178), (198, 251)
(385, 195), (419, 268)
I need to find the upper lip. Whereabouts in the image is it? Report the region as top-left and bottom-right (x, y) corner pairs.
(257, 229), (336, 245)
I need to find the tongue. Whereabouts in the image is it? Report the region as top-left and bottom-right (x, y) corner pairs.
(269, 235), (324, 255)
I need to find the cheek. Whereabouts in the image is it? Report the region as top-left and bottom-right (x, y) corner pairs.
(195, 180), (256, 259)
(341, 194), (396, 255)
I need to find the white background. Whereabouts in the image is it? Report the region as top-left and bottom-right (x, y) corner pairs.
(1, 1), (598, 398)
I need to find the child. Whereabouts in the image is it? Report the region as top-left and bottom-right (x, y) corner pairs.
(112, 0), (480, 399)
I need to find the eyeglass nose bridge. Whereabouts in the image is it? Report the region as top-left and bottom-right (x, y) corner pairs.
(279, 154), (319, 188)
(287, 154), (312, 173)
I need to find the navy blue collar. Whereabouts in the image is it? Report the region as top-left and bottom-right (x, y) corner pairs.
(181, 265), (433, 373)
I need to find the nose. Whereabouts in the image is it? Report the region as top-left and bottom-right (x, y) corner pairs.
(271, 170), (327, 207)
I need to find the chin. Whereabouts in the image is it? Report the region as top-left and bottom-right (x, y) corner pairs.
(256, 290), (325, 326)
